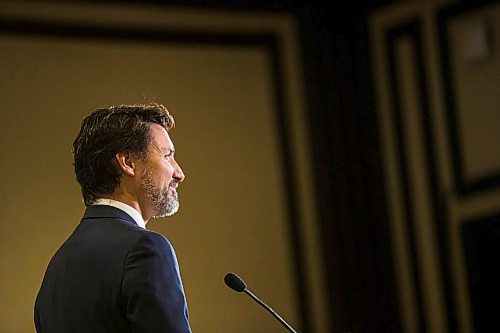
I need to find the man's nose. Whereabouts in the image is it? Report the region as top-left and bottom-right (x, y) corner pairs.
(173, 161), (185, 182)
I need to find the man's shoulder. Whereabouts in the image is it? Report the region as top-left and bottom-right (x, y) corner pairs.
(132, 229), (173, 251)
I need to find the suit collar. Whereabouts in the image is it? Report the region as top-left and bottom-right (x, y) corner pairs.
(82, 205), (137, 226)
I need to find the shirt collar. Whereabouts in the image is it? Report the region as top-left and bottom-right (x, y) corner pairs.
(93, 198), (146, 229)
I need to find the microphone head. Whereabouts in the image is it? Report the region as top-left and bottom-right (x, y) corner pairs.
(224, 272), (247, 292)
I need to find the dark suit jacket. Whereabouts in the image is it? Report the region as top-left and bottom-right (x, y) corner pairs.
(34, 205), (192, 333)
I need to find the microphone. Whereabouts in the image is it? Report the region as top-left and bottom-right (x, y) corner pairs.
(224, 272), (298, 333)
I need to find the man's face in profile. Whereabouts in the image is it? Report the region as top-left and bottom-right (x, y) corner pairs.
(138, 124), (185, 218)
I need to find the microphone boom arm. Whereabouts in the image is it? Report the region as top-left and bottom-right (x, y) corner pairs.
(243, 289), (298, 333)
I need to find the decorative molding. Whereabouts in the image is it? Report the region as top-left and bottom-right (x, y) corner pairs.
(385, 18), (457, 332)
(437, 0), (500, 197)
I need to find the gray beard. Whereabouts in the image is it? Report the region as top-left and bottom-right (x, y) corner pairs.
(140, 170), (179, 218)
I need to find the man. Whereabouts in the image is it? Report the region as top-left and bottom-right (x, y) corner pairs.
(34, 103), (192, 332)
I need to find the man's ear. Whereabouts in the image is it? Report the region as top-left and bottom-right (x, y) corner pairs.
(115, 152), (136, 177)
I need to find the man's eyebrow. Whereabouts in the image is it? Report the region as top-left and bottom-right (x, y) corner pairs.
(162, 146), (175, 154)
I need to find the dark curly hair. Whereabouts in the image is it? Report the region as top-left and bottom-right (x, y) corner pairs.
(72, 103), (175, 206)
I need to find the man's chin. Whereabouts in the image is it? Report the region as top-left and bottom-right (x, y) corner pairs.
(152, 200), (179, 219)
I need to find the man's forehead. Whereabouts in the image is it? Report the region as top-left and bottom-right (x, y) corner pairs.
(150, 123), (174, 150)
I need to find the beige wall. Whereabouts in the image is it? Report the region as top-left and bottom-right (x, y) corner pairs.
(0, 1), (328, 332)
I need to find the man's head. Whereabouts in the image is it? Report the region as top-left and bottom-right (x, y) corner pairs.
(73, 102), (185, 219)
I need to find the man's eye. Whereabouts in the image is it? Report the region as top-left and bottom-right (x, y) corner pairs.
(165, 149), (174, 158)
